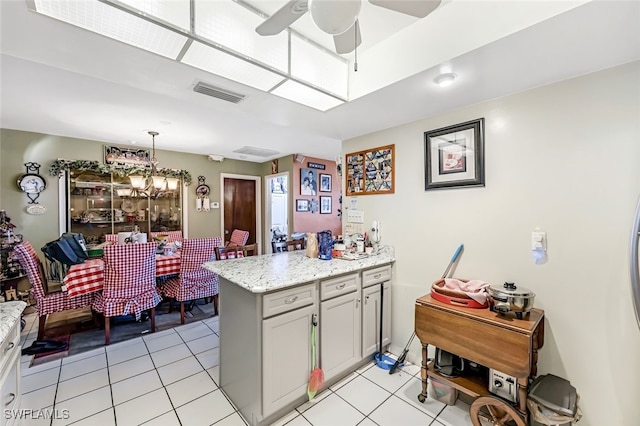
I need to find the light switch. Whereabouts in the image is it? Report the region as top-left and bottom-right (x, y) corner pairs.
(531, 231), (546, 250)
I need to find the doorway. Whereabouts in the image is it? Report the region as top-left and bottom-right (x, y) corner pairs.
(220, 174), (261, 253)
(264, 172), (289, 254)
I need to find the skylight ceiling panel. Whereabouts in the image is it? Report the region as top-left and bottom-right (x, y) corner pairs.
(290, 33), (348, 100)
(116, 0), (191, 32)
(182, 41), (286, 92)
(33, 0), (187, 59)
(271, 79), (344, 112)
(194, 0), (288, 74)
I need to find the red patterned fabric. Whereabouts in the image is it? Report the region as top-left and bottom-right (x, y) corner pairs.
(64, 252), (181, 297)
(150, 231), (183, 243)
(105, 234), (118, 243)
(13, 242), (94, 318)
(92, 243), (160, 320)
(159, 237), (221, 302)
(227, 229), (249, 246)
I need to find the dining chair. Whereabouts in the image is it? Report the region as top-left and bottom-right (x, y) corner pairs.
(272, 238), (306, 253)
(105, 234), (118, 243)
(14, 242), (95, 340)
(158, 237), (221, 323)
(150, 230), (183, 243)
(215, 243), (257, 260)
(226, 229), (249, 246)
(91, 242), (160, 345)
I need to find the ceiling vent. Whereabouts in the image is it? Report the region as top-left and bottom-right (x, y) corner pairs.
(193, 81), (245, 104)
(233, 146), (280, 157)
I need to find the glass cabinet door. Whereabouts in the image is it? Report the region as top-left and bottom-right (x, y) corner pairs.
(65, 169), (182, 244)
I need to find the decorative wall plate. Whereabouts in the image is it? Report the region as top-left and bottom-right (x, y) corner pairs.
(17, 173), (46, 194)
(26, 204), (47, 215)
(196, 183), (210, 197)
(121, 199), (136, 213)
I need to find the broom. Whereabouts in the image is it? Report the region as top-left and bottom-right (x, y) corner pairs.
(307, 313), (324, 401)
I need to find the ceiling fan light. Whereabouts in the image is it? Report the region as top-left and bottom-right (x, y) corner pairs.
(434, 73), (458, 87)
(308, 0), (361, 35)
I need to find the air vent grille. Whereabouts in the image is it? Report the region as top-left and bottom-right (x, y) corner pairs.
(193, 82), (245, 104)
(233, 146), (280, 157)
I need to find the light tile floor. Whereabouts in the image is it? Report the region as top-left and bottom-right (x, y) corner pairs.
(17, 312), (475, 426)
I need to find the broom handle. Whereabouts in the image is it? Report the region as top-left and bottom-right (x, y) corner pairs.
(389, 244), (464, 375)
(311, 313), (318, 369)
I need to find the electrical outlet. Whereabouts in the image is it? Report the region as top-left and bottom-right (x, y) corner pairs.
(347, 209), (364, 223)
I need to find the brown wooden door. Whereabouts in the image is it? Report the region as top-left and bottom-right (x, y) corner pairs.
(223, 177), (257, 244)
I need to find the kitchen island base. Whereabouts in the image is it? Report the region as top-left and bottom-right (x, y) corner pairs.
(213, 254), (394, 426)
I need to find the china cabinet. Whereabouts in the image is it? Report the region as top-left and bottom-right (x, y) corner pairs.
(61, 169), (183, 244)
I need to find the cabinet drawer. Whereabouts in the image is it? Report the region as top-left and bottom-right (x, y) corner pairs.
(263, 283), (316, 318)
(362, 265), (391, 288)
(0, 321), (19, 367)
(320, 273), (359, 301)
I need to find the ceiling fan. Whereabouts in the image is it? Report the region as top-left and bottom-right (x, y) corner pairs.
(256, 0), (442, 54)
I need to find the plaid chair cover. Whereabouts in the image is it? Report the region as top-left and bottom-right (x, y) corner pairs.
(150, 231), (183, 243)
(227, 229), (249, 246)
(105, 234), (118, 243)
(92, 242), (160, 320)
(14, 242), (94, 339)
(159, 237), (221, 301)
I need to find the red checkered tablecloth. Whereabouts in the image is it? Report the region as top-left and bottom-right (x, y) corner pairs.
(63, 252), (181, 298)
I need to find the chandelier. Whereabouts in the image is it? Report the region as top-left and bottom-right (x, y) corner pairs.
(128, 131), (179, 198)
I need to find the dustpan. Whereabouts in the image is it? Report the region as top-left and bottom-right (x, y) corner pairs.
(307, 314), (324, 401)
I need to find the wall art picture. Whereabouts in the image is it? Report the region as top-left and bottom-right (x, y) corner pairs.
(320, 196), (332, 214)
(424, 118), (485, 190)
(319, 174), (332, 192)
(345, 144), (395, 196)
(300, 168), (318, 195)
(296, 199), (310, 212)
(104, 145), (150, 167)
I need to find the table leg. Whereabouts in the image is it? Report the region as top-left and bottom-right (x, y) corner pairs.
(418, 343), (429, 403)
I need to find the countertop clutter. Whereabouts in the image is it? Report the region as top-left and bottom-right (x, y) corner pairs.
(203, 245), (395, 293)
(0, 300), (26, 344)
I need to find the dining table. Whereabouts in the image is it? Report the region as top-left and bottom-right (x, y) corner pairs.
(62, 251), (181, 298)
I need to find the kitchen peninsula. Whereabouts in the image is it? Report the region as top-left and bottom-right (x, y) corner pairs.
(204, 247), (395, 426)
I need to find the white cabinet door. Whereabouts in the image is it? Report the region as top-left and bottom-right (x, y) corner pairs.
(320, 291), (361, 382)
(362, 281), (391, 358)
(262, 304), (316, 415)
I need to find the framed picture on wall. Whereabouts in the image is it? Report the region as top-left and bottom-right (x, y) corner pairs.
(345, 144), (394, 196)
(296, 199), (310, 212)
(424, 118), (485, 190)
(319, 174), (331, 192)
(320, 196), (332, 214)
(300, 168), (318, 195)
(104, 145), (150, 167)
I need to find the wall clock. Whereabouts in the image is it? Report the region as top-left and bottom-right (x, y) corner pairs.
(17, 162), (46, 204)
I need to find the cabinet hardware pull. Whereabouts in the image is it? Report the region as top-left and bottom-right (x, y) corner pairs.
(6, 342), (14, 351)
(285, 296), (298, 304)
(336, 283), (346, 290)
(373, 273), (381, 279)
(6, 393), (16, 405)
(356, 299), (360, 308)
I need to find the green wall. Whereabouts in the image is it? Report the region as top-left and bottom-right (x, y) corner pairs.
(0, 129), (263, 253)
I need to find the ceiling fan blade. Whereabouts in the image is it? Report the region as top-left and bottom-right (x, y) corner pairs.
(368, 0), (441, 18)
(333, 21), (362, 54)
(256, 0), (309, 36)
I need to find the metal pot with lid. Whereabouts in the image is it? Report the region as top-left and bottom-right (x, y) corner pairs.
(488, 282), (535, 319)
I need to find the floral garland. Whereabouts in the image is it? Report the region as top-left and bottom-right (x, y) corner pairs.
(49, 159), (192, 186)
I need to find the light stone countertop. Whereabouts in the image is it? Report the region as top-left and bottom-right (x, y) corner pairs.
(0, 301), (26, 345)
(203, 245), (395, 293)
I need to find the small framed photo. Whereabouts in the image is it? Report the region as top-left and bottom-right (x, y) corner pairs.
(424, 118), (485, 190)
(296, 199), (310, 212)
(319, 174), (332, 192)
(104, 145), (150, 167)
(320, 196), (332, 214)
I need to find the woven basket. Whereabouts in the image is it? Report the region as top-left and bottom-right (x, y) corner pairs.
(431, 278), (488, 309)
